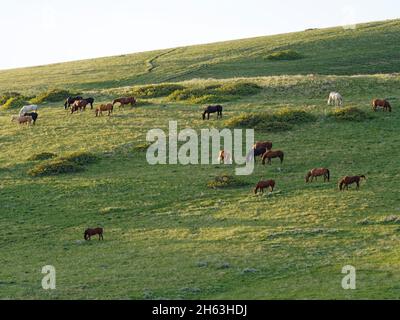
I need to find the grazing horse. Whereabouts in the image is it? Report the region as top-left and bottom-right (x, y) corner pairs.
(262, 150), (284, 165)
(82, 97), (95, 110)
(202, 105), (223, 120)
(19, 105), (38, 117)
(71, 100), (89, 114)
(339, 175), (366, 191)
(95, 104), (113, 117)
(217, 150), (232, 164)
(23, 112), (38, 124)
(305, 168), (330, 183)
(372, 99), (392, 112)
(113, 97), (136, 109)
(84, 228), (104, 241)
(64, 96), (83, 109)
(11, 115), (33, 125)
(328, 92), (343, 107)
(254, 180), (275, 194)
(246, 147), (267, 163)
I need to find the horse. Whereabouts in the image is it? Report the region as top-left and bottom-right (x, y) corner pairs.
(262, 150), (284, 165)
(82, 97), (95, 110)
(113, 97), (136, 109)
(11, 115), (33, 125)
(202, 105), (223, 120)
(23, 112), (38, 124)
(217, 150), (232, 164)
(338, 175), (366, 191)
(19, 105), (38, 117)
(95, 104), (113, 117)
(254, 141), (273, 151)
(328, 92), (343, 107)
(254, 180), (275, 194)
(64, 96), (83, 109)
(84, 228), (104, 241)
(372, 99), (392, 112)
(71, 100), (89, 114)
(305, 168), (330, 183)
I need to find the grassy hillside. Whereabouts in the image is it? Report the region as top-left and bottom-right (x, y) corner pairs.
(0, 19), (400, 299)
(0, 19), (400, 94)
(1, 74), (400, 299)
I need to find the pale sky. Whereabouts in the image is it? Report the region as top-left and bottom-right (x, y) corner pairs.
(0, 0), (398, 70)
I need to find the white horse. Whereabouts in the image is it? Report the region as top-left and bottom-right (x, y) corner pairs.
(327, 92), (343, 107)
(19, 105), (38, 117)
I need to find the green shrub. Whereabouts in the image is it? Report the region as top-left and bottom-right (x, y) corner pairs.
(167, 82), (261, 104)
(60, 151), (99, 166)
(134, 142), (152, 152)
(225, 108), (315, 131)
(27, 152), (57, 161)
(28, 159), (84, 177)
(0, 92), (21, 105)
(132, 84), (186, 98)
(207, 174), (250, 189)
(267, 49), (303, 61)
(2, 96), (30, 110)
(328, 107), (373, 122)
(31, 89), (75, 104)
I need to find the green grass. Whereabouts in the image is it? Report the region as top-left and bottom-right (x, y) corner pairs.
(0, 20), (400, 300)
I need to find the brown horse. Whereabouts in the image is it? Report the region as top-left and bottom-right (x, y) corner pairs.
(202, 105), (223, 120)
(84, 228), (104, 241)
(305, 168), (330, 183)
(246, 141), (272, 163)
(113, 97), (136, 109)
(339, 175), (366, 191)
(262, 150), (284, 165)
(372, 99), (392, 112)
(254, 180), (275, 194)
(71, 100), (89, 114)
(254, 141), (273, 151)
(95, 104), (113, 117)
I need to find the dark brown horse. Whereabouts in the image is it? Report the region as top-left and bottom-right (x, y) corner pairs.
(339, 175), (366, 191)
(254, 180), (275, 194)
(95, 104), (113, 117)
(202, 105), (223, 120)
(305, 168), (330, 183)
(113, 97), (136, 109)
(254, 141), (273, 151)
(262, 150), (284, 165)
(246, 147), (267, 163)
(82, 97), (95, 110)
(64, 96), (83, 110)
(84, 228), (104, 241)
(372, 99), (392, 112)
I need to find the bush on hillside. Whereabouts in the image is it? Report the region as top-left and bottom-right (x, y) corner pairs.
(2, 96), (30, 110)
(0, 92), (22, 105)
(328, 107), (373, 122)
(207, 174), (250, 189)
(167, 82), (262, 104)
(267, 50), (303, 61)
(132, 84), (186, 98)
(225, 108), (316, 131)
(31, 89), (76, 104)
(60, 151), (99, 166)
(28, 159), (84, 177)
(27, 152), (57, 161)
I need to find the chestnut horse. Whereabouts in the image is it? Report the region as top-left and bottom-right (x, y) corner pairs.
(113, 97), (136, 109)
(254, 180), (275, 194)
(339, 175), (366, 191)
(372, 99), (392, 112)
(95, 104), (113, 117)
(262, 150), (284, 165)
(71, 100), (88, 114)
(202, 105), (223, 120)
(305, 168), (330, 183)
(246, 141), (272, 162)
(84, 228), (104, 241)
